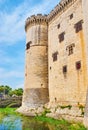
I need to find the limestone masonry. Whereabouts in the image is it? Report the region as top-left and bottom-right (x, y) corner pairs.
(18, 0), (88, 127)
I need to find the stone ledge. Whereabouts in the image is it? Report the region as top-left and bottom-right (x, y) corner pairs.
(17, 103), (84, 124)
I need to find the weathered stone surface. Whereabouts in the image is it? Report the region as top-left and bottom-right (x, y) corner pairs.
(19, 14), (49, 112)
(22, 88), (49, 108)
(48, 0), (87, 105)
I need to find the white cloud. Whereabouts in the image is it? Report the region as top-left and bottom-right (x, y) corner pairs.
(0, 68), (24, 79)
(0, 0), (59, 45)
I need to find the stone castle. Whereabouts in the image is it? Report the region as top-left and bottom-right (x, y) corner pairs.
(18, 0), (88, 127)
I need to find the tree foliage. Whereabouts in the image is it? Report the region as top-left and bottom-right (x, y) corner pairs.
(0, 85), (23, 96)
(9, 88), (23, 96)
(0, 85), (12, 95)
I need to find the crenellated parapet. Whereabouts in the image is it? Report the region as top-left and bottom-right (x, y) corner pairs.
(25, 0), (78, 29)
(25, 14), (48, 31)
(48, 0), (77, 21)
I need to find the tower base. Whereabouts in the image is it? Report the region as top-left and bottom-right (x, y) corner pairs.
(17, 87), (49, 116)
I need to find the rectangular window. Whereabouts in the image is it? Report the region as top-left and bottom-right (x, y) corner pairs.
(57, 24), (60, 29)
(70, 14), (73, 19)
(59, 32), (65, 43)
(76, 61), (81, 70)
(66, 43), (75, 56)
(75, 20), (83, 33)
(69, 46), (73, 55)
(63, 65), (67, 73)
(52, 52), (58, 62)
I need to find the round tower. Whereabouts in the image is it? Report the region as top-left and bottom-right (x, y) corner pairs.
(22, 14), (49, 109)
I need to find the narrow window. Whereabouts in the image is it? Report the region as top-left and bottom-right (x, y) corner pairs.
(76, 61), (81, 70)
(69, 46), (73, 55)
(52, 52), (58, 62)
(75, 20), (83, 33)
(63, 65), (67, 73)
(57, 24), (60, 29)
(26, 41), (32, 50)
(26, 43), (30, 50)
(59, 32), (65, 42)
(70, 14), (73, 19)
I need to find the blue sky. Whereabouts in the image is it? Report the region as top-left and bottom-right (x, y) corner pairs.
(0, 0), (59, 89)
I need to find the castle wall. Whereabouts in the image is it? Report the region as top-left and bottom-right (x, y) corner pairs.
(48, 0), (87, 105)
(18, 0), (88, 123)
(82, 0), (88, 127)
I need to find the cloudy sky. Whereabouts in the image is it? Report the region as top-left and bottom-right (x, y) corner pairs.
(0, 0), (59, 89)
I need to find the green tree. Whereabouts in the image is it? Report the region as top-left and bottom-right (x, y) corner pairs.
(9, 88), (23, 96)
(4, 85), (12, 95)
(0, 86), (4, 93)
(0, 85), (12, 95)
(0, 85), (23, 96)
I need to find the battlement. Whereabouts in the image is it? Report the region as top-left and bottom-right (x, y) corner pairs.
(48, 0), (77, 21)
(25, 0), (78, 30)
(25, 14), (48, 31)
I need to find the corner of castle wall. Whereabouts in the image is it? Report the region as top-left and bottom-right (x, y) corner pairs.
(83, 117), (88, 128)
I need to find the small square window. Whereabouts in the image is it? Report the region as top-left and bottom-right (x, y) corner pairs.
(70, 14), (73, 19)
(59, 32), (65, 43)
(63, 65), (67, 73)
(76, 61), (81, 70)
(57, 24), (60, 29)
(52, 52), (58, 62)
(50, 66), (51, 70)
(75, 20), (83, 33)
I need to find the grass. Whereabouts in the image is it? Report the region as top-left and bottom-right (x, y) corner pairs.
(0, 107), (17, 116)
(35, 115), (87, 130)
